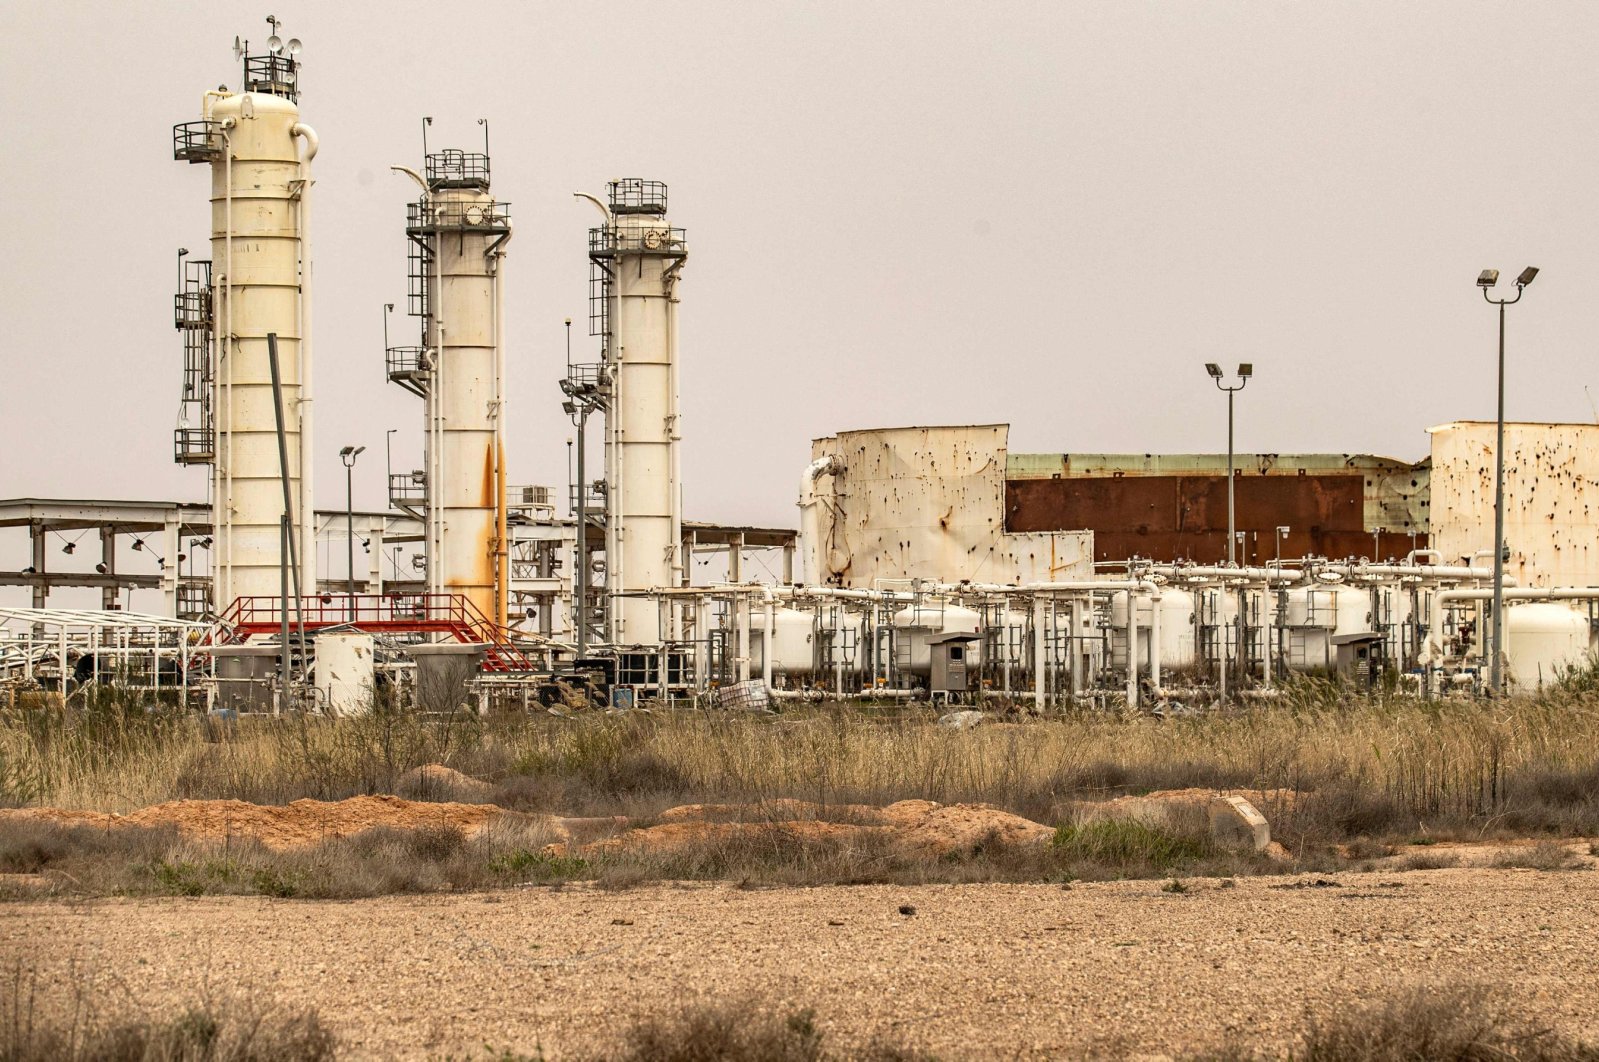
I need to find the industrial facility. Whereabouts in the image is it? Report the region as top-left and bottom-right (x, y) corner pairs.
(2, 23), (1597, 713)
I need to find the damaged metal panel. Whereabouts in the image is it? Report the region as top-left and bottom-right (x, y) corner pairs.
(1428, 421), (1599, 588)
(1005, 475), (1423, 563)
(1004, 450), (1429, 564)
(807, 425), (1093, 588)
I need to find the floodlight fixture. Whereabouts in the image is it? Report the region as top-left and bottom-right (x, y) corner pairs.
(1205, 362), (1222, 379)
(1237, 363), (1253, 378)
(1516, 266), (1539, 288)
(1477, 269), (1499, 288)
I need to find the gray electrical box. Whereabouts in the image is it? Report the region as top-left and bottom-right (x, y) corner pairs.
(928, 632), (981, 695)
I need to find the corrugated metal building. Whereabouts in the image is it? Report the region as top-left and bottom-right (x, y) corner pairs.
(1006, 451), (1431, 564)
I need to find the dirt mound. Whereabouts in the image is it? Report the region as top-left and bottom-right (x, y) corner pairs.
(658, 798), (888, 825)
(563, 800), (1054, 860)
(0, 795), (505, 851)
(395, 764), (495, 803)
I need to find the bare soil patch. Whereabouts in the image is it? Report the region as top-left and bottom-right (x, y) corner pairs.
(4, 868), (1596, 1060)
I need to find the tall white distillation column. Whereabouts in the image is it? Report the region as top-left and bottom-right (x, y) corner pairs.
(396, 141), (511, 624)
(173, 26), (317, 607)
(587, 180), (687, 646)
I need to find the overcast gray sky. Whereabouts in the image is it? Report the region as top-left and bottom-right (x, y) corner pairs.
(3, 0), (1597, 549)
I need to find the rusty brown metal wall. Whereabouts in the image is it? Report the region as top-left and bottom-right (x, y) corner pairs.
(1005, 475), (1428, 563)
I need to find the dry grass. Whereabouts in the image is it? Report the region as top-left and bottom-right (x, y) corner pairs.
(1190, 983), (1599, 1060)
(1, 961), (336, 1062)
(602, 998), (935, 1062)
(4, 676), (1599, 891)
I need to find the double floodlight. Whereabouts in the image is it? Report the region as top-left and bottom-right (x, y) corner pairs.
(1478, 267), (1539, 289)
(1204, 362), (1251, 380)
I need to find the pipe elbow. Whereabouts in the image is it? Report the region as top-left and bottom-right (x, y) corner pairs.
(291, 123), (319, 160)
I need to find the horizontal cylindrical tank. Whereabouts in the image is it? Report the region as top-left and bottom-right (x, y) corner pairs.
(748, 607), (816, 675)
(1506, 603), (1594, 688)
(892, 603), (982, 677)
(314, 631), (375, 716)
(1109, 590), (1197, 671)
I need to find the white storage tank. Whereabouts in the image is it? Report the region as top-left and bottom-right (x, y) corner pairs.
(1109, 590), (1197, 671)
(748, 607), (816, 675)
(1505, 603), (1594, 688)
(314, 631), (375, 716)
(892, 603), (982, 677)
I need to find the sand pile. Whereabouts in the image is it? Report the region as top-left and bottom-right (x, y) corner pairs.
(0, 795), (506, 851)
(562, 799), (1055, 859)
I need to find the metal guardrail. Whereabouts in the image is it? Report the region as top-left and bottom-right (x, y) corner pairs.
(172, 121), (222, 163)
(406, 200), (511, 233)
(607, 178), (668, 215)
(588, 226), (687, 256)
(425, 149), (490, 188)
(389, 471), (427, 507)
(174, 428), (214, 465)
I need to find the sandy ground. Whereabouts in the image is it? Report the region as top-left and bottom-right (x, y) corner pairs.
(4, 869), (1598, 1059)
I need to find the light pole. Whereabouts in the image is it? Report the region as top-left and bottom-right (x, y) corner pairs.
(1206, 363), (1252, 565)
(1478, 266), (1539, 696)
(339, 446), (366, 609)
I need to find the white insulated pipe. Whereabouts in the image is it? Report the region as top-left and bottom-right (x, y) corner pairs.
(292, 122), (317, 601)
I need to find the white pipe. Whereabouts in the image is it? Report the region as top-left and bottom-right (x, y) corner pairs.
(1148, 564), (1300, 584)
(1125, 592), (1138, 707)
(292, 123), (317, 600)
(762, 591), (775, 691)
(1405, 549), (1441, 566)
(1326, 562), (1512, 584)
(736, 593), (751, 682)
(492, 227), (511, 626)
(798, 454), (843, 584)
(1032, 594), (1047, 709)
(219, 120), (235, 606)
(1148, 588), (1161, 694)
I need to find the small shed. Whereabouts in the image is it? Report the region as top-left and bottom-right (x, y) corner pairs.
(1331, 632), (1383, 686)
(928, 632), (981, 696)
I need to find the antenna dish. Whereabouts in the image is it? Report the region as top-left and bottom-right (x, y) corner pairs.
(286, 37), (302, 55)
(284, 69), (298, 85)
(232, 35), (243, 59)
(268, 34), (283, 52)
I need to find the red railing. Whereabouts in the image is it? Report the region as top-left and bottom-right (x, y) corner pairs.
(214, 593), (535, 672)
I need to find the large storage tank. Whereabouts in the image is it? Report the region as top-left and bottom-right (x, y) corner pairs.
(892, 604), (981, 677)
(314, 631), (375, 716)
(1505, 603), (1594, 688)
(173, 31), (317, 607)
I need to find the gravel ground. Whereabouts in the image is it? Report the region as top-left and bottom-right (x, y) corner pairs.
(4, 868), (1598, 1059)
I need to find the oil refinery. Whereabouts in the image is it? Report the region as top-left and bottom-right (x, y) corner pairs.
(2, 21), (1597, 714)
